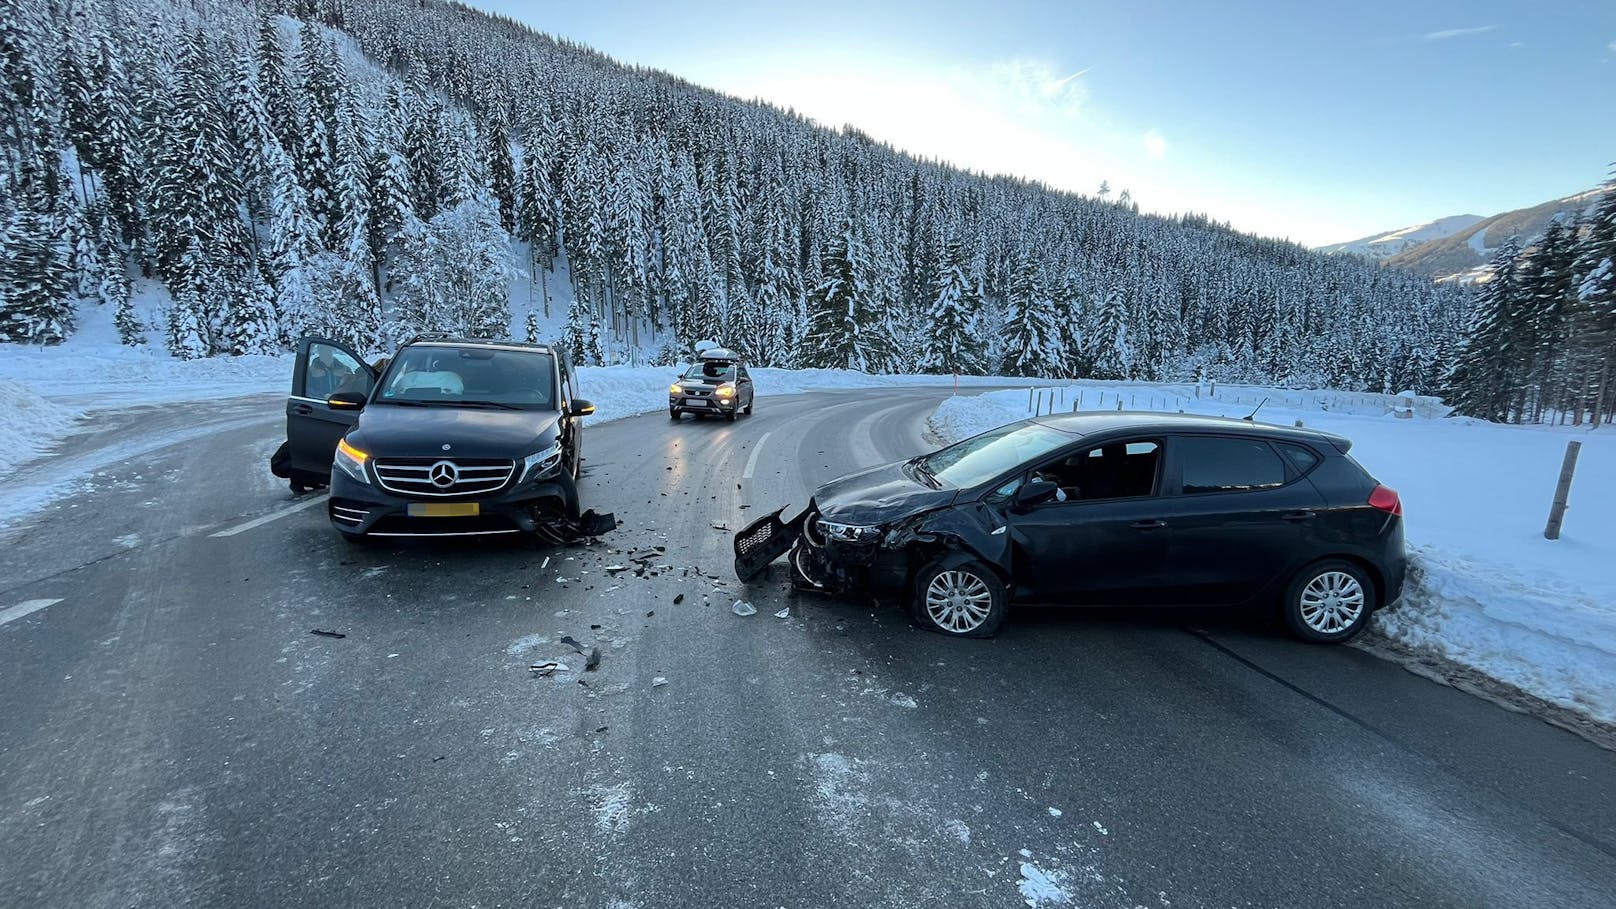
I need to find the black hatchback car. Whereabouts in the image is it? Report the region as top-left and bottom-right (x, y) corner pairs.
(735, 413), (1404, 642)
(279, 335), (612, 543)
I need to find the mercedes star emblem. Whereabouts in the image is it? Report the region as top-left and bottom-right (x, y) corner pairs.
(428, 460), (459, 489)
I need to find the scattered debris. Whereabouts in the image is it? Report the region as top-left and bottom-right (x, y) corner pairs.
(309, 629), (346, 639)
(732, 600), (757, 616)
(652, 677), (669, 687)
(646, 610), (655, 618)
(585, 648), (602, 671)
(432, 755), (446, 762)
(595, 725), (609, 733)
(1047, 807), (1062, 818)
(560, 635), (586, 651)
(541, 556), (550, 569)
(529, 661), (558, 677)
(590, 624), (602, 630)
(773, 607), (790, 619)
(673, 594), (685, 604)
(1092, 821), (1108, 835)
(604, 564), (629, 574)
(711, 521), (729, 531)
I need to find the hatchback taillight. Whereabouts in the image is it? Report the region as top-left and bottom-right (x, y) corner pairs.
(1368, 485), (1402, 516)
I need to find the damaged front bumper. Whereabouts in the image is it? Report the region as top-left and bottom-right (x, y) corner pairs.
(329, 470), (615, 542)
(733, 503), (906, 594)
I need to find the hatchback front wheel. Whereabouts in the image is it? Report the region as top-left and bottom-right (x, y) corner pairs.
(1283, 560), (1375, 643)
(911, 556), (1007, 638)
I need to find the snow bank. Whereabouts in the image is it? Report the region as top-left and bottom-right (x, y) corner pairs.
(928, 383), (1616, 726)
(0, 380), (84, 478)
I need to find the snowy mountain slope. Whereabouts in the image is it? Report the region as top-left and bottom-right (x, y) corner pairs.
(1318, 214), (1483, 261)
(929, 386), (1616, 728)
(1376, 188), (1604, 280)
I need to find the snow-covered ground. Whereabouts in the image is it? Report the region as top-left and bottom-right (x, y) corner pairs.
(931, 382), (1615, 727)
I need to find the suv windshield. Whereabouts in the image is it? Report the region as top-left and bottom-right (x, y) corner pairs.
(682, 361), (737, 383)
(376, 346), (558, 409)
(916, 422), (1073, 488)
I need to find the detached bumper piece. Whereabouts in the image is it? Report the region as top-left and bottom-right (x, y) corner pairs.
(330, 497), (615, 543)
(734, 506), (806, 581)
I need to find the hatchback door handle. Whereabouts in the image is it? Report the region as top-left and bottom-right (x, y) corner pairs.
(1130, 520), (1166, 530)
(294, 404), (313, 415)
(1283, 511), (1317, 522)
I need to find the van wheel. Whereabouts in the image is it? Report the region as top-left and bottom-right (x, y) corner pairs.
(1283, 560), (1375, 643)
(910, 556), (1007, 638)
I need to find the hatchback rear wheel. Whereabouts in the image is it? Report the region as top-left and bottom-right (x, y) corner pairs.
(1283, 560), (1374, 643)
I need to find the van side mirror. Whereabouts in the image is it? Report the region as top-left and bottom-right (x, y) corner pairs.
(569, 398), (595, 417)
(1012, 478), (1059, 511)
(328, 392), (367, 410)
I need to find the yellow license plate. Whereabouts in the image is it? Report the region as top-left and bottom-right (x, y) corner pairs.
(408, 502), (480, 518)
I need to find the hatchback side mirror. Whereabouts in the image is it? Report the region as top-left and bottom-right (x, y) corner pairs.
(328, 392), (367, 410)
(569, 398), (595, 417)
(1012, 478), (1060, 511)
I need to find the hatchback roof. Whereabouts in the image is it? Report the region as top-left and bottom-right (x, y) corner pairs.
(1030, 410), (1352, 451)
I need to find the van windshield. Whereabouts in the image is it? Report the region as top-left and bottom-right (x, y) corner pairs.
(377, 346), (558, 410)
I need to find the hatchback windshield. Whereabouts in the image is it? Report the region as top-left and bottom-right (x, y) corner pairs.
(376, 346), (558, 409)
(915, 422), (1073, 488)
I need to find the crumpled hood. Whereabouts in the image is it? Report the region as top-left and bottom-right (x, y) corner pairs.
(813, 459), (958, 526)
(348, 405), (560, 460)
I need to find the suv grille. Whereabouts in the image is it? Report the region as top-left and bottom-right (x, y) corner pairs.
(373, 457), (515, 497)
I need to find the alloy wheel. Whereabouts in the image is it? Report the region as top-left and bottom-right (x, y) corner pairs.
(925, 569), (994, 633)
(1298, 570), (1365, 634)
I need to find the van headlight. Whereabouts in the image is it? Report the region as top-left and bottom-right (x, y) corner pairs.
(334, 437), (371, 485)
(817, 520), (882, 543)
(522, 440), (565, 483)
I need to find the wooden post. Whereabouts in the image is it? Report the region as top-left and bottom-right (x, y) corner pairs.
(1028, 387), (1035, 410)
(1543, 440), (1582, 540)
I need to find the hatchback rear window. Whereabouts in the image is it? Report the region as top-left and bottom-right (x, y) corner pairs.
(1178, 436), (1288, 494)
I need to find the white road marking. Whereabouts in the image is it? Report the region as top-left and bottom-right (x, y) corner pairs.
(0, 598), (64, 626)
(210, 495), (327, 538)
(741, 431), (773, 480)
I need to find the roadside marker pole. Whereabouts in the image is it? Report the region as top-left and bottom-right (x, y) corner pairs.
(1543, 440), (1582, 540)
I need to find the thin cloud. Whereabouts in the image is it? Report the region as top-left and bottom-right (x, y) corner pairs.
(1608, 39), (1616, 52)
(1424, 25), (1496, 41)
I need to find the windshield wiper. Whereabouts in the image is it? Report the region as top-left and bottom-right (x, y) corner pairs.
(455, 400), (525, 411)
(910, 459), (943, 489)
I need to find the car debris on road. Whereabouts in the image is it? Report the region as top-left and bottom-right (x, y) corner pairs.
(732, 600), (757, 616)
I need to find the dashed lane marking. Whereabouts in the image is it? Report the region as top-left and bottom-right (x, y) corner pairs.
(741, 431), (773, 480)
(209, 495), (328, 538)
(0, 599), (64, 627)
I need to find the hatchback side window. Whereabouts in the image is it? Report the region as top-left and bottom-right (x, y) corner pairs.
(1276, 442), (1321, 477)
(1178, 436), (1287, 494)
(1034, 439), (1159, 501)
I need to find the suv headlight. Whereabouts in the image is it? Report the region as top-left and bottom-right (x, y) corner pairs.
(818, 520), (882, 543)
(522, 440), (564, 483)
(714, 383), (736, 398)
(334, 437), (371, 485)
(669, 383), (683, 395)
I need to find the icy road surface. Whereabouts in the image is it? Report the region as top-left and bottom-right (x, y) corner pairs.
(1, 387), (1613, 908)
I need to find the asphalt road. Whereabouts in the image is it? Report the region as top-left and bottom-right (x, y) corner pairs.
(2, 387), (1614, 909)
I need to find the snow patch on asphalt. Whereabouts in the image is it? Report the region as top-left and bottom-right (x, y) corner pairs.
(592, 781), (637, 834)
(1017, 859), (1073, 906)
(0, 380), (84, 478)
(945, 818), (972, 843)
(806, 752), (870, 828)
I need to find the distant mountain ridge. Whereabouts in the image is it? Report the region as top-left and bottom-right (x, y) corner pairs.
(1318, 214), (1484, 261)
(1320, 189), (1606, 282)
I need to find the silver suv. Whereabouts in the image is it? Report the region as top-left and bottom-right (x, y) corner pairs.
(668, 348), (755, 421)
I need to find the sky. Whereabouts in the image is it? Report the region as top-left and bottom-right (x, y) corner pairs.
(474, 0), (1615, 247)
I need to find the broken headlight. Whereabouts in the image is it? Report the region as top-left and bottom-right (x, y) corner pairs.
(817, 519), (883, 543)
(522, 440), (565, 483)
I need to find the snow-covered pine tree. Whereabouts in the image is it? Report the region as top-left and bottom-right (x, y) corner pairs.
(918, 237), (985, 375)
(1089, 286), (1133, 380)
(1441, 238), (1524, 421)
(391, 195), (512, 340)
(1569, 175), (1616, 424)
(266, 140), (323, 342)
(483, 113), (516, 232)
(524, 308), (539, 344)
(150, 30), (241, 283)
(223, 266), (279, 355)
(0, 204), (74, 343)
(1054, 264), (1088, 376)
(1000, 253), (1065, 377)
(800, 215), (876, 370)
